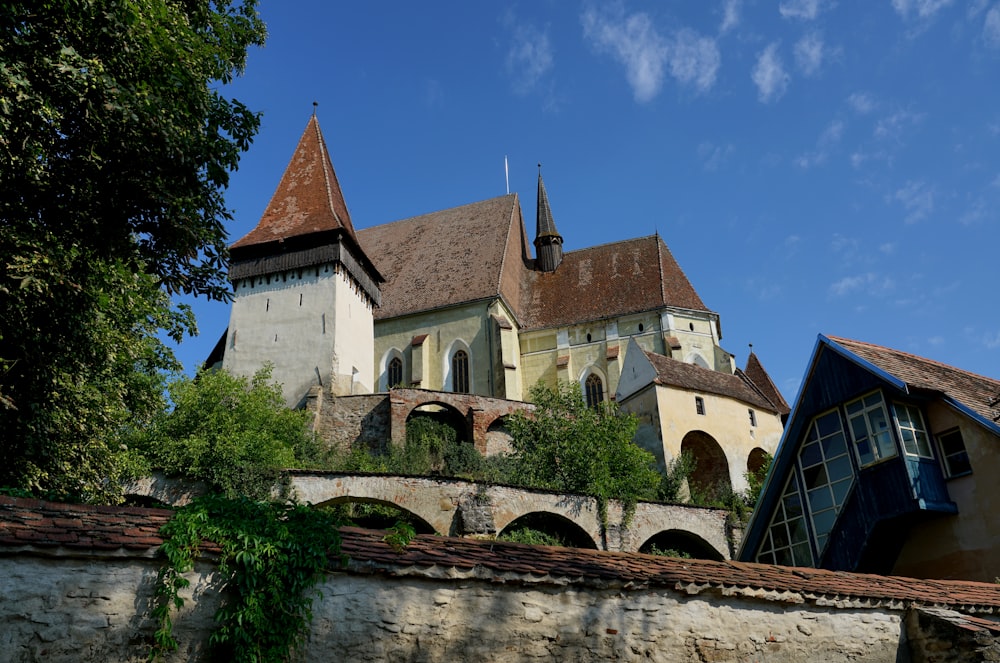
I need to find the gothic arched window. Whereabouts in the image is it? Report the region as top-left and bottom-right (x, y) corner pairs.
(387, 357), (403, 388)
(585, 373), (604, 408)
(452, 350), (470, 393)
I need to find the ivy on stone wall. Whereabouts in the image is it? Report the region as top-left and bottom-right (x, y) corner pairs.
(151, 495), (344, 662)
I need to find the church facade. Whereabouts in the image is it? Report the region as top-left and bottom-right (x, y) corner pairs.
(217, 116), (788, 483)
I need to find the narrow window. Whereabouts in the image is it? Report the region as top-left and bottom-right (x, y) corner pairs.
(585, 373), (604, 408)
(749, 409), (757, 427)
(938, 428), (972, 477)
(798, 409), (854, 555)
(387, 357), (403, 388)
(846, 391), (895, 467)
(299, 293), (303, 306)
(452, 350), (470, 393)
(266, 298), (270, 311)
(695, 396), (705, 415)
(756, 473), (812, 567)
(893, 403), (933, 458)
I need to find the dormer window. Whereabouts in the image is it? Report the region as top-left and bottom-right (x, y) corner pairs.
(893, 403), (933, 458)
(846, 392), (895, 467)
(938, 428), (971, 477)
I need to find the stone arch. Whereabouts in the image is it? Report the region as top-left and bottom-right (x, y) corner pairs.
(638, 529), (724, 561)
(442, 338), (473, 393)
(406, 400), (470, 443)
(313, 496), (436, 534)
(681, 430), (732, 501)
(379, 347), (405, 391)
(578, 365), (608, 407)
(485, 415), (513, 455)
(685, 352), (710, 369)
(747, 447), (770, 476)
(498, 512), (598, 549)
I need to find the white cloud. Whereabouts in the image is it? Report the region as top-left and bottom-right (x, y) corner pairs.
(874, 109), (923, 141)
(794, 32), (826, 76)
(984, 331), (1000, 349)
(752, 43), (789, 103)
(670, 29), (721, 93)
(879, 242), (896, 255)
(984, 3), (1000, 47)
(504, 19), (554, 95)
(794, 120), (844, 169)
(582, 7), (668, 102)
(829, 272), (895, 297)
(697, 141), (735, 171)
(891, 0), (955, 19)
(779, 0), (831, 20)
(581, 6), (719, 101)
(720, 0), (742, 34)
(892, 180), (935, 223)
(847, 92), (877, 114)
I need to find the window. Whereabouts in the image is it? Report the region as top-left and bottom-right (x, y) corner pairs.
(452, 350), (469, 393)
(893, 403), (933, 458)
(756, 473), (812, 567)
(846, 392), (895, 467)
(585, 373), (604, 408)
(387, 357), (403, 388)
(695, 396), (705, 415)
(748, 409), (757, 427)
(938, 428), (972, 477)
(799, 410), (854, 554)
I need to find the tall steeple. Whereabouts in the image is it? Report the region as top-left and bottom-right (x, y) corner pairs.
(534, 164), (563, 273)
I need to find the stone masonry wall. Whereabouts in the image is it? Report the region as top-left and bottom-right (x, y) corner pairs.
(0, 552), (912, 663)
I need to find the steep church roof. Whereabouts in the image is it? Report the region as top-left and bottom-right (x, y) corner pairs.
(357, 194), (531, 321)
(518, 235), (710, 331)
(231, 115), (359, 250)
(642, 350), (779, 413)
(744, 350), (791, 415)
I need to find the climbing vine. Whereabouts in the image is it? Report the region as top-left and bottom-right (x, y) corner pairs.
(151, 495), (344, 662)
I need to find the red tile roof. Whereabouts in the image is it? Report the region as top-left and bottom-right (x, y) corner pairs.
(4, 496), (1000, 613)
(829, 336), (1000, 424)
(357, 195), (531, 320)
(519, 235), (709, 331)
(232, 116), (358, 250)
(643, 350), (780, 413)
(744, 351), (791, 415)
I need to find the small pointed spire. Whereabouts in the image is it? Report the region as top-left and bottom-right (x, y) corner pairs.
(534, 164), (563, 272)
(312, 101), (318, 116)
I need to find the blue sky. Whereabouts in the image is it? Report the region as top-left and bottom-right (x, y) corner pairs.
(173, 0), (1000, 402)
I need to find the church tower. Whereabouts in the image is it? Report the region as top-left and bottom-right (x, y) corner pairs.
(223, 114), (383, 407)
(533, 165), (563, 272)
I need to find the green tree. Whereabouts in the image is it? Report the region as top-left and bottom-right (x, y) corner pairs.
(0, 1), (266, 499)
(506, 382), (661, 525)
(131, 366), (314, 499)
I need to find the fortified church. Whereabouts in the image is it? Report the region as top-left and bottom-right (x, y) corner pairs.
(216, 115), (789, 492)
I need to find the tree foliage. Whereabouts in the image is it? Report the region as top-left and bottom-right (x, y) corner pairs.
(131, 366), (314, 499)
(0, 1), (266, 498)
(506, 382), (662, 525)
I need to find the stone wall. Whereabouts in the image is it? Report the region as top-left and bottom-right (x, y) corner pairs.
(6, 546), (1000, 663)
(4, 497), (1000, 662)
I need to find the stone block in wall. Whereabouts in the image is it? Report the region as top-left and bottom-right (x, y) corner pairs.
(458, 492), (496, 535)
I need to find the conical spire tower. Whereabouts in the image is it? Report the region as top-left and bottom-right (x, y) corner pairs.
(534, 164), (563, 272)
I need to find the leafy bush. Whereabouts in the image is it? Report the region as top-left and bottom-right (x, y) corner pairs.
(506, 382), (661, 526)
(130, 366), (313, 499)
(498, 525), (568, 547)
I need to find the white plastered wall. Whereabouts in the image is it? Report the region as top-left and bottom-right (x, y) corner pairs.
(223, 263), (374, 407)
